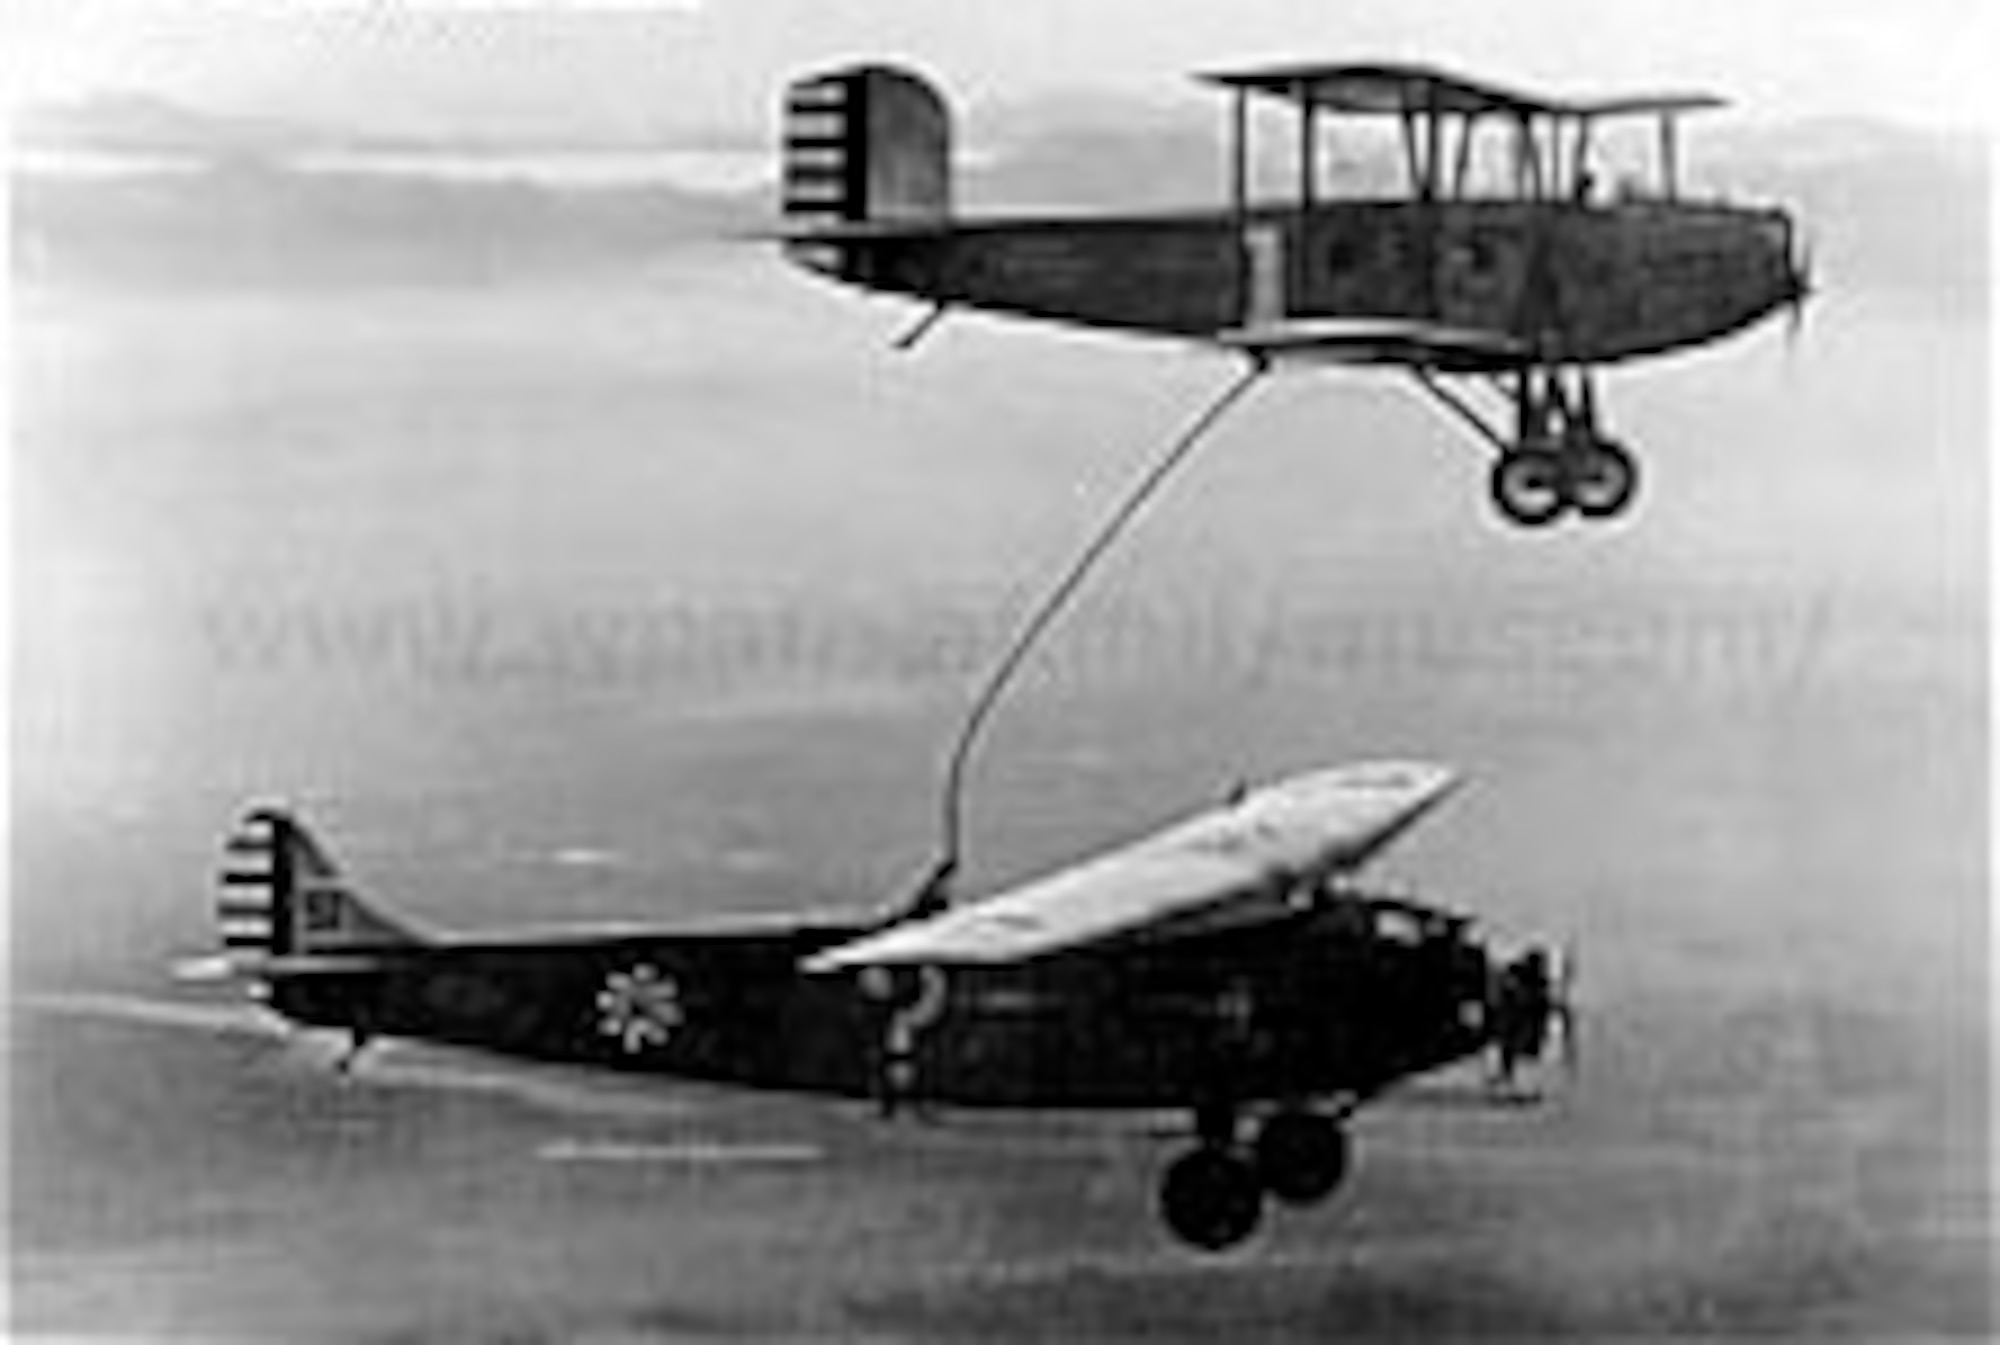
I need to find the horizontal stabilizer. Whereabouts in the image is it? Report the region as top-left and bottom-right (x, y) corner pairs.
(174, 951), (395, 982)
(172, 953), (254, 983)
(756, 218), (959, 244)
(20, 990), (293, 1041)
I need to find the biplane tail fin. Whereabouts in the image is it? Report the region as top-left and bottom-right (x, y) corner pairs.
(781, 64), (950, 271)
(213, 807), (422, 962)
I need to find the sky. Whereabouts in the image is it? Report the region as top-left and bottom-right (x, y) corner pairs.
(8, 0), (1996, 139)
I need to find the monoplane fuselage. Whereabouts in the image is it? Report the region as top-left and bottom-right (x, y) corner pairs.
(195, 765), (1567, 1250)
(268, 895), (1492, 1111)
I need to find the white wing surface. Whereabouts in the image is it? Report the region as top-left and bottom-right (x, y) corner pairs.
(804, 760), (1458, 970)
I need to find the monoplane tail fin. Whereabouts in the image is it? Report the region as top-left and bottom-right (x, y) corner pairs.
(216, 806), (422, 960)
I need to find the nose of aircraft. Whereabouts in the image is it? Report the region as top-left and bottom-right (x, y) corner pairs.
(1759, 207), (1815, 327)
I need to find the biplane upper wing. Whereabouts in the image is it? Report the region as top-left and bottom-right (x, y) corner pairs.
(1198, 60), (1724, 119)
(804, 761), (1459, 970)
(1200, 61), (1548, 115)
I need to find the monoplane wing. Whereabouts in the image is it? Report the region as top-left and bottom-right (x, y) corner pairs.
(1216, 318), (1526, 370)
(804, 761), (1459, 970)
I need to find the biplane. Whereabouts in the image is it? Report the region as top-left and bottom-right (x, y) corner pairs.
(187, 760), (1573, 1251)
(777, 61), (1811, 526)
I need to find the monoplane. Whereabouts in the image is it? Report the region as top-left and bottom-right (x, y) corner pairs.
(777, 61), (1811, 526)
(188, 761), (1573, 1251)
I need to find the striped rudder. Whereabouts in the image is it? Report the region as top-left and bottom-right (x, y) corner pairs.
(781, 64), (951, 275)
(216, 808), (418, 958)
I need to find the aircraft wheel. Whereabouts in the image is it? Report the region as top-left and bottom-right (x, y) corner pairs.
(1565, 440), (1639, 519)
(1159, 1146), (1264, 1251)
(1489, 450), (1570, 528)
(1253, 1111), (1350, 1207)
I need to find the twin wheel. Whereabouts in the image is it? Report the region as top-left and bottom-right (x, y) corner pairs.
(1158, 1110), (1350, 1251)
(1489, 438), (1639, 528)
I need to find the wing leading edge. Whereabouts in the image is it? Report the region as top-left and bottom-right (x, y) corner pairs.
(804, 760), (1459, 971)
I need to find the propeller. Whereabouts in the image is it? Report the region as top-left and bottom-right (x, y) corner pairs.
(1548, 940), (1580, 1078)
(1783, 226), (1816, 348)
(1484, 939), (1580, 1093)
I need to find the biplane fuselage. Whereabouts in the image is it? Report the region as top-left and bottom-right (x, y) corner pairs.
(824, 198), (1795, 368)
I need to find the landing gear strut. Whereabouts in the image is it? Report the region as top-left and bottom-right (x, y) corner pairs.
(1157, 1103), (1353, 1251)
(1415, 365), (1641, 528)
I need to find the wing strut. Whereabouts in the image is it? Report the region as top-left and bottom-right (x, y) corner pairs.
(922, 356), (1270, 902)
(1410, 367), (1510, 456)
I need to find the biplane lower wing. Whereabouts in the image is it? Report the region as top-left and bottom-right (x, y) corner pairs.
(1215, 318), (1526, 370)
(804, 761), (1459, 970)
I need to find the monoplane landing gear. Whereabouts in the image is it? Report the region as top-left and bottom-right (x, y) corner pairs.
(1253, 1108), (1350, 1206)
(1157, 1102), (1353, 1250)
(1159, 1144), (1265, 1251)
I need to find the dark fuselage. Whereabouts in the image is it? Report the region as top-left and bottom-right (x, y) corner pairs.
(271, 899), (1492, 1111)
(804, 197), (1796, 366)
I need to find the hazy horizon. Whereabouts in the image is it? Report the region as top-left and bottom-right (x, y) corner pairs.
(15, 0), (1993, 140)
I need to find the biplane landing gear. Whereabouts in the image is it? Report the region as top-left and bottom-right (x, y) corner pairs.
(1489, 437), (1638, 526)
(1563, 437), (1639, 520)
(1489, 448), (1569, 528)
(1417, 366), (1642, 528)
